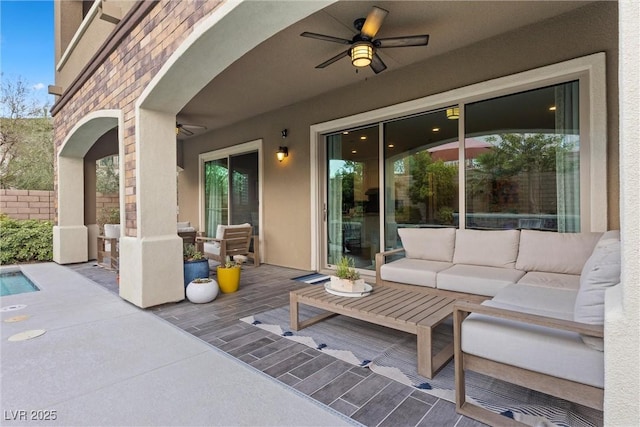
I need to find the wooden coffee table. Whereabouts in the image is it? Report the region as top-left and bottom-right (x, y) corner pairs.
(290, 284), (456, 379)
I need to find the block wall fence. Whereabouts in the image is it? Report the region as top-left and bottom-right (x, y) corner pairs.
(0, 189), (118, 221)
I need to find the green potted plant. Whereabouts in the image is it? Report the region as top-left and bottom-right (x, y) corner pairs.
(330, 256), (367, 292)
(183, 244), (209, 288)
(216, 256), (241, 293)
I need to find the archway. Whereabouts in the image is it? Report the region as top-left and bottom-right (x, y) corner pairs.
(54, 110), (122, 264)
(119, 1), (333, 307)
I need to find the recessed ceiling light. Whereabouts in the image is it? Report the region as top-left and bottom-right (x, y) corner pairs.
(343, 131), (349, 134)
(549, 106), (557, 111)
(351, 150), (357, 154)
(360, 136), (367, 140)
(388, 144), (395, 148)
(432, 127), (440, 132)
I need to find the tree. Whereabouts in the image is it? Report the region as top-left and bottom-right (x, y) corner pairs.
(407, 151), (458, 223)
(469, 133), (566, 214)
(0, 75), (54, 190)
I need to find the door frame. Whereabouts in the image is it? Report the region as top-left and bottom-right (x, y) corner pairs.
(198, 139), (263, 262)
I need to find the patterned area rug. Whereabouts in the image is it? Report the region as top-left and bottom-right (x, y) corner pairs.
(241, 305), (603, 427)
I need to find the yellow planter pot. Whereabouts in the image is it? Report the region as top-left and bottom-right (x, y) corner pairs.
(216, 266), (241, 293)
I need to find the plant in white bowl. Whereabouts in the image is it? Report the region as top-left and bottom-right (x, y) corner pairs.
(330, 256), (367, 293)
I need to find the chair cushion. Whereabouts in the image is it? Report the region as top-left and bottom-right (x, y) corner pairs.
(380, 258), (452, 288)
(398, 227), (456, 262)
(516, 230), (602, 274)
(216, 223), (252, 239)
(517, 271), (580, 290)
(452, 229), (520, 268)
(203, 242), (220, 256)
(436, 264), (525, 297)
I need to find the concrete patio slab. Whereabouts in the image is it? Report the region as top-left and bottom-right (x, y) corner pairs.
(1, 263), (356, 426)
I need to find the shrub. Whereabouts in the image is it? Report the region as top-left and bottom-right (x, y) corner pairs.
(0, 214), (53, 264)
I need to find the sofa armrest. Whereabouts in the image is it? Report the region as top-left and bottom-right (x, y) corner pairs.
(453, 300), (604, 338)
(375, 247), (405, 285)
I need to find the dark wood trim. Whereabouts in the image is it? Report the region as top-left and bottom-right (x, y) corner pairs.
(51, 0), (160, 116)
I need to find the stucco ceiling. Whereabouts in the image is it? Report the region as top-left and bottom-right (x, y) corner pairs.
(176, 1), (592, 137)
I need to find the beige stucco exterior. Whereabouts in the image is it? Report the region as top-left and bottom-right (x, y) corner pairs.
(50, 1), (638, 424)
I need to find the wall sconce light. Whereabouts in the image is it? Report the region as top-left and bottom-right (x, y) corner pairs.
(351, 42), (373, 67)
(276, 146), (288, 162)
(446, 107), (460, 120)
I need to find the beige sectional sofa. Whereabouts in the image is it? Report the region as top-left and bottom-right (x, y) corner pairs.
(376, 228), (621, 424)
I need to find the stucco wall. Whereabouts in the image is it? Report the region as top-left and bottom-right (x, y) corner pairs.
(180, 1), (619, 270)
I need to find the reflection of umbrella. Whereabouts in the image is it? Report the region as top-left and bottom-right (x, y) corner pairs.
(428, 138), (492, 162)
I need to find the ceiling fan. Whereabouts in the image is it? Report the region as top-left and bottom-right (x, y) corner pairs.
(176, 122), (206, 137)
(301, 6), (429, 74)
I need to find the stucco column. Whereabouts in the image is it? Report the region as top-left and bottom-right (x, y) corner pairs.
(53, 156), (88, 264)
(604, 1), (640, 424)
(119, 109), (184, 308)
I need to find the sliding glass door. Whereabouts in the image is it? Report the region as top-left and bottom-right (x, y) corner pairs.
(326, 125), (379, 270)
(204, 151), (259, 238)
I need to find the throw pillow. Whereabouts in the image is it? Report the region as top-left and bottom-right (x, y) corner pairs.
(574, 238), (621, 350)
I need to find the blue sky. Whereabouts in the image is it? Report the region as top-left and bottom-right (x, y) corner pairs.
(1, 0), (54, 106)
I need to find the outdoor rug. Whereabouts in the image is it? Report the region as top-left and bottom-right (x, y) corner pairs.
(291, 273), (331, 285)
(241, 305), (603, 427)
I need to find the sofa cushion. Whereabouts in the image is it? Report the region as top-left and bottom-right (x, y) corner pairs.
(398, 228), (456, 262)
(573, 235), (621, 350)
(491, 284), (578, 321)
(380, 258), (452, 288)
(517, 271), (580, 290)
(437, 264), (525, 297)
(452, 229), (520, 268)
(516, 230), (602, 275)
(461, 299), (604, 388)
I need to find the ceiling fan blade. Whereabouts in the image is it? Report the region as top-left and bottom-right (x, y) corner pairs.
(361, 6), (388, 39)
(370, 53), (387, 74)
(300, 32), (352, 45)
(176, 124), (194, 136)
(376, 34), (430, 48)
(316, 49), (350, 69)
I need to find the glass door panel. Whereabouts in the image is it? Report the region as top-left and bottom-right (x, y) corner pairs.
(204, 151), (259, 242)
(465, 81), (580, 231)
(383, 109), (460, 250)
(204, 159), (229, 237)
(229, 152), (259, 237)
(326, 125), (379, 271)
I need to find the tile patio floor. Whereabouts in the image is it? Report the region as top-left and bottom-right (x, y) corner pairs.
(70, 262), (485, 427)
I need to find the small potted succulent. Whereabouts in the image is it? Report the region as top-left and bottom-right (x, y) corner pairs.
(216, 256), (242, 293)
(183, 244), (209, 288)
(330, 256), (367, 292)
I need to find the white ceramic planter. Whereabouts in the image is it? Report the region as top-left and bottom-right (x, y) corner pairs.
(186, 279), (219, 303)
(329, 276), (367, 293)
(103, 224), (120, 239)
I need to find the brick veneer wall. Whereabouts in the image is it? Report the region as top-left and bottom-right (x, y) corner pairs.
(52, 0), (222, 237)
(0, 190), (119, 221)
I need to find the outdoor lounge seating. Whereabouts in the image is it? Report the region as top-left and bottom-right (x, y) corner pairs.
(376, 227), (619, 425)
(196, 223), (259, 267)
(177, 221), (197, 245)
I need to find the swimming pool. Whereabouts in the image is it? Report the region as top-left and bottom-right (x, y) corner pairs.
(0, 270), (40, 296)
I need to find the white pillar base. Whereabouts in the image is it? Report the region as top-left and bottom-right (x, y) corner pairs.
(119, 235), (184, 308)
(53, 225), (89, 264)
(87, 224), (100, 260)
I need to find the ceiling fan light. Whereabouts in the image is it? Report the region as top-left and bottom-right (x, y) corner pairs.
(351, 42), (373, 67)
(446, 107), (460, 120)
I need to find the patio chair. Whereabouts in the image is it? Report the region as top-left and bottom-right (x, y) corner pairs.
(196, 223), (259, 267)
